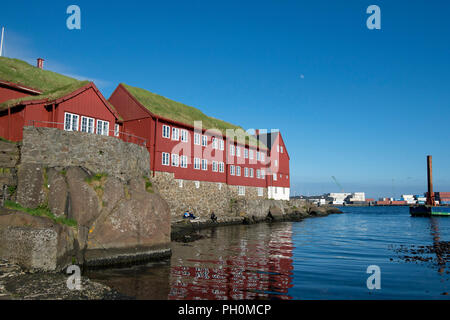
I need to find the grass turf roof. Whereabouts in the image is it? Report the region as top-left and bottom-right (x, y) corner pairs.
(122, 84), (265, 148)
(0, 57), (87, 110)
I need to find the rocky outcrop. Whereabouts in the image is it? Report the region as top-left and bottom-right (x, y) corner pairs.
(0, 210), (77, 272)
(0, 128), (171, 271)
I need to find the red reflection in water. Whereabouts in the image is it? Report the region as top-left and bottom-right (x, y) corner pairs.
(169, 225), (294, 300)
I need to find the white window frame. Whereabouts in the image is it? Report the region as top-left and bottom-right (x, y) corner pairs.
(97, 120), (109, 136)
(219, 162), (225, 173)
(172, 127), (180, 141)
(219, 139), (224, 151)
(230, 165), (235, 176)
(280, 146), (284, 153)
(114, 123), (120, 137)
(257, 152), (260, 161)
(257, 169), (261, 179)
(261, 153), (265, 162)
(274, 160), (278, 167)
(194, 158), (200, 170)
(202, 135), (208, 147)
(250, 168), (254, 178)
(212, 161), (218, 172)
(236, 166), (241, 176)
(273, 173), (277, 181)
(194, 133), (201, 145)
(80, 116), (95, 134)
(244, 148), (249, 159)
(172, 154), (179, 167)
(180, 155), (188, 168)
(162, 152), (170, 166)
(236, 147), (241, 157)
(244, 167), (248, 177)
(212, 137), (218, 150)
(162, 125), (171, 139)
(181, 129), (188, 142)
(261, 169), (265, 178)
(258, 188), (264, 197)
(238, 186), (245, 196)
(249, 149), (254, 160)
(201, 159), (208, 171)
(64, 112), (79, 132)
(230, 145), (235, 156)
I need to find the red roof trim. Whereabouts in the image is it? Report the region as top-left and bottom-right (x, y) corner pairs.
(0, 79), (42, 95)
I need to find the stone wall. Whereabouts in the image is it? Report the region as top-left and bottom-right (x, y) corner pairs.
(0, 140), (20, 204)
(21, 127), (150, 182)
(152, 171), (268, 220)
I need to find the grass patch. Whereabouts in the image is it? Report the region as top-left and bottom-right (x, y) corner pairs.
(143, 176), (154, 193)
(85, 173), (108, 184)
(7, 185), (16, 197)
(4, 201), (77, 228)
(0, 136), (14, 143)
(122, 84), (265, 148)
(0, 57), (88, 110)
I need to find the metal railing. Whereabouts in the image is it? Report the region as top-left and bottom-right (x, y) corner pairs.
(27, 120), (147, 147)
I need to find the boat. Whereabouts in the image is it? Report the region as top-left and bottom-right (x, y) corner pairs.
(410, 156), (449, 217)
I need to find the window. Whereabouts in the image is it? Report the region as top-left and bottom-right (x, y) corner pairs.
(238, 186), (245, 196)
(114, 124), (120, 137)
(181, 130), (188, 142)
(97, 120), (109, 136)
(162, 153), (170, 166)
(230, 145), (235, 156)
(277, 145), (280, 153)
(273, 173), (277, 181)
(249, 150), (254, 160)
(162, 125), (170, 139)
(212, 138), (218, 150)
(194, 133), (201, 145)
(64, 113), (79, 132)
(202, 135), (208, 147)
(172, 128), (180, 141)
(236, 147), (241, 157)
(257, 152), (260, 161)
(179, 180), (183, 188)
(194, 158), (200, 170)
(261, 153), (265, 162)
(261, 169), (265, 178)
(244, 167), (248, 177)
(195, 181), (200, 189)
(274, 160), (278, 167)
(201, 159), (208, 171)
(219, 162), (225, 173)
(250, 168), (254, 178)
(230, 165), (235, 176)
(244, 148), (249, 159)
(236, 166), (241, 176)
(180, 155), (188, 168)
(172, 154), (179, 167)
(258, 188), (264, 197)
(212, 161), (218, 172)
(280, 146), (284, 153)
(286, 175), (289, 179)
(81, 116), (94, 134)
(257, 169), (261, 179)
(219, 139), (224, 151)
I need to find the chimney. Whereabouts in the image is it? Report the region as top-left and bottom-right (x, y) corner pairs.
(37, 58), (44, 70)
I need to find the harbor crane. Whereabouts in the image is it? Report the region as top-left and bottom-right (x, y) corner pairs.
(331, 176), (345, 193)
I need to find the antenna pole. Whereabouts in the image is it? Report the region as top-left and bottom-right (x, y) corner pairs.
(0, 27), (4, 57)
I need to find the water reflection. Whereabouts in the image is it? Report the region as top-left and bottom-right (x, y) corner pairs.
(169, 223), (294, 300)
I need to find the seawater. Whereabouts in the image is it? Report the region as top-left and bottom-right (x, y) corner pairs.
(87, 206), (450, 300)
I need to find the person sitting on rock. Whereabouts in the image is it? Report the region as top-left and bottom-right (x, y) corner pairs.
(183, 211), (190, 219)
(210, 212), (218, 223)
(189, 211), (197, 219)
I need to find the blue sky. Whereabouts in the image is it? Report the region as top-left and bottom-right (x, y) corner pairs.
(1, 0), (449, 198)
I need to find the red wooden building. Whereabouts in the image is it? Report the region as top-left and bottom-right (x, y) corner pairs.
(0, 58), (127, 143)
(109, 83), (291, 199)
